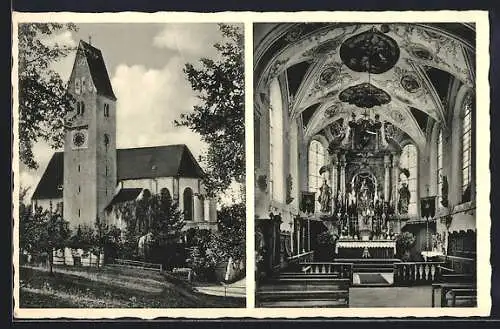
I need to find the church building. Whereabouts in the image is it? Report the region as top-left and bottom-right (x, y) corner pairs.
(254, 23), (478, 307)
(31, 40), (217, 235)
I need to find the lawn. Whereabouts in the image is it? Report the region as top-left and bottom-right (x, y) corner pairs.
(19, 265), (245, 308)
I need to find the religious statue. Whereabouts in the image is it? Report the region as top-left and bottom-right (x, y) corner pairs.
(441, 175), (449, 208)
(347, 183), (357, 215)
(318, 179), (332, 213)
(359, 179), (370, 202)
(398, 182), (411, 214)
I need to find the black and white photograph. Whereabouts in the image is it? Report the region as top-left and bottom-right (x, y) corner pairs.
(254, 21), (486, 310)
(14, 18), (246, 310)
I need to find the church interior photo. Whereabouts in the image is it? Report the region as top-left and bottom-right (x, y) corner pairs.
(253, 22), (478, 308)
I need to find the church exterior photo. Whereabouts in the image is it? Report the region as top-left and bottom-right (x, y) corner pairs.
(254, 22), (480, 308)
(31, 40), (217, 265)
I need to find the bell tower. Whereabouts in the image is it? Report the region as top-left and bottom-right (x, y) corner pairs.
(63, 40), (117, 229)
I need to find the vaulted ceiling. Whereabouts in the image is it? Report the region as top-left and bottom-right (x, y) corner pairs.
(254, 23), (475, 149)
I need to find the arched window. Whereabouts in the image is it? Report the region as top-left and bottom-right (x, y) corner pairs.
(437, 129), (443, 206)
(269, 78), (284, 202)
(80, 101), (85, 116)
(400, 144), (418, 215)
(462, 94), (473, 202)
(308, 140), (325, 211)
(75, 79), (81, 95)
(183, 187), (193, 221)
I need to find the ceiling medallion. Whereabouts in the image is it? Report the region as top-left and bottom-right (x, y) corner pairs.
(409, 45), (434, 61)
(340, 27), (400, 74)
(339, 83), (391, 108)
(318, 64), (342, 86)
(400, 74), (421, 93)
(390, 110), (405, 123)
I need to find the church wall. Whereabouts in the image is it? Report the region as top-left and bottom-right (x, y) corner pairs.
(95, 95), (117, 222)
(120, 177), (175, 195)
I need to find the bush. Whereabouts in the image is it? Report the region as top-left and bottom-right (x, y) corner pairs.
(396, 231), (416, 260)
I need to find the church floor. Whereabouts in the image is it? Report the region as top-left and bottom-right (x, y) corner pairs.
(349, 286), (433, 307)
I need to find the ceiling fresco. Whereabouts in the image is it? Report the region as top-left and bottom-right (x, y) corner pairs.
(254, 23), (475, 147)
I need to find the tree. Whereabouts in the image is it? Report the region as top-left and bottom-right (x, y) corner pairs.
(176, 24), (244, 196)
(114, 192), (185, 268)
(215, 203), (246, 262)
(18, 23), (78, 169)
(26, 206), (72, 274)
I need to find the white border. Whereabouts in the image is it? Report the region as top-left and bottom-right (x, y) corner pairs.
(12, 10), (490, 318)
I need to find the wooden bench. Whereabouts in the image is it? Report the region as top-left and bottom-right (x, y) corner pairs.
(257, 276), (349, 308)
(440, 274), (475, 283)
(431, 282), (476, 307)
(449, 288), (477, 307)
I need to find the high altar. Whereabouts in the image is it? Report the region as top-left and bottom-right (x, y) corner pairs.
(315, 112), (411, 259)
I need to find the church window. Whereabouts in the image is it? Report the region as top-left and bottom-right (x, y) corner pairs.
(78, 209), (81, 217)
(269, 78), (284, 202)
(308, 140), (326, 211)
(105, 165), (108, 176)
(75, 79), (81, 95)
(437, 129), (443, 206)
(462, 94), (473, 202)
(104, 104), (110, 117)
(78, 164), (81, 172)
(254, 115), (261, 168)
(78, 185), (81, 193)
(183, 187), (193, 221)
(400, 144), (418, 215)
(81, 77), (86, 93)
(76, 101), (85, 116)
(104, 134), (110, 151)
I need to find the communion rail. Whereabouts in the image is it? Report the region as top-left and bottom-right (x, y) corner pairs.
(393, 262), (444, 286)
(298, 262), (354, 281)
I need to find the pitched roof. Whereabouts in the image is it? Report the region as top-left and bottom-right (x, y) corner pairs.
(117, 144), (205, 180)
(105, 188), (143, 210)
(32, 144), (205, 200)
(31, 152), (64, 200)
(79, 40), (116, 100)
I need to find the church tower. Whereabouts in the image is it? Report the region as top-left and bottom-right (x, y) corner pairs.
(63, 40), (117, 229)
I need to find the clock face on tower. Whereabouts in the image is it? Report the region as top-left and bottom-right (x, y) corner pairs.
(71, 129), (88, 149)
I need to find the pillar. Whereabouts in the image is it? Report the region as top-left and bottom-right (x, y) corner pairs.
(204, 198), (210, 222)
(331, 153), (338, 197)
(392, 153), (400, 212)
(384, 154), (391, 202)
(339, 153), (347, 196)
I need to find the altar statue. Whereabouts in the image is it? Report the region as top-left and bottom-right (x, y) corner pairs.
(318, 179), (332, 213)
(398, 182), (411, 214)
(359, 179), (370, 202)
(347, 183), (357, 215)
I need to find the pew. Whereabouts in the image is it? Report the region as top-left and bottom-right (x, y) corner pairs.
(257, 276), (350, 308)
(431, 282), (477, 307)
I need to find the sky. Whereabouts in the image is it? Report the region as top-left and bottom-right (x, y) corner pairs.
(20, 23), (241, 200)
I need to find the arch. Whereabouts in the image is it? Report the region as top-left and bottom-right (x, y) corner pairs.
(183, 187), (193, 221)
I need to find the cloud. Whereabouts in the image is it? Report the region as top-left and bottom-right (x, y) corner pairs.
(152, 23), (222, 58)
(111, 57), (208, 163)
